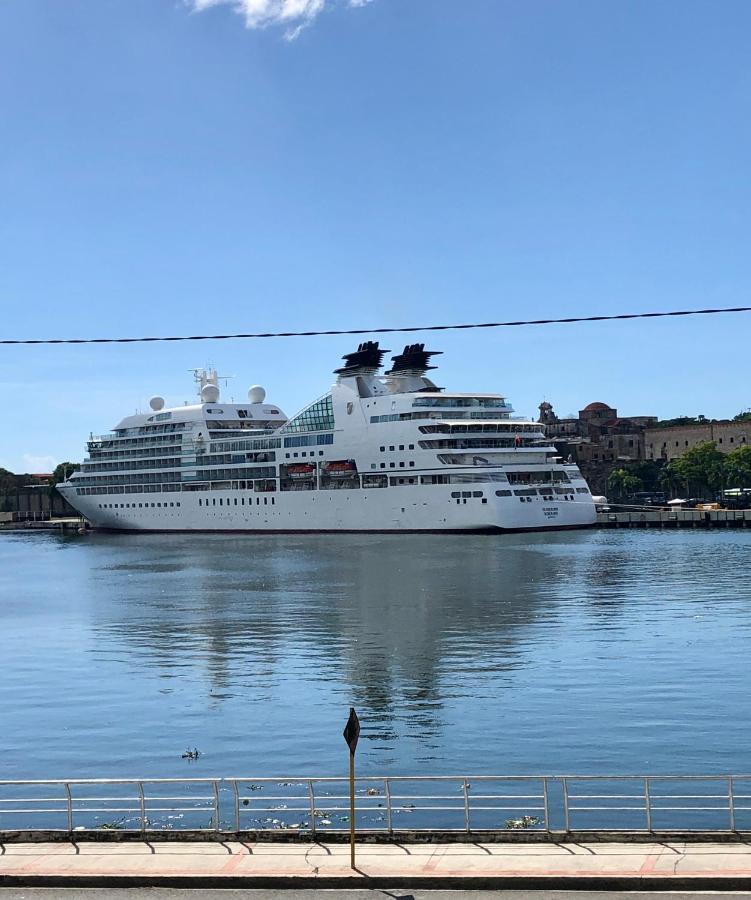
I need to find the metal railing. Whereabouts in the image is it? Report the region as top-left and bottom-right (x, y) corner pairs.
(2, 774), (751, 835)
(0, 778), (220, 834)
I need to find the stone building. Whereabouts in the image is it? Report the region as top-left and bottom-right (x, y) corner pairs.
(538, 400), (656, 464)
(645, 421), (750, 461)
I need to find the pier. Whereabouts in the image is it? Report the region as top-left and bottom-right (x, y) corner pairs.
(597, 508), (751, 528)
(0, 515), (86, 533)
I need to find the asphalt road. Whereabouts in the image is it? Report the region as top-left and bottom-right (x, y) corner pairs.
(2, 891), (751, 899)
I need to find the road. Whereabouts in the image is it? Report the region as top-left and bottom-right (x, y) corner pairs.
(2, 891), (751, 899)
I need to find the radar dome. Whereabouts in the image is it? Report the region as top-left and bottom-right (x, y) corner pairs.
(149, 396), (165, 411)
(248, 385), (266, 403)
(201, 384), (220, 403)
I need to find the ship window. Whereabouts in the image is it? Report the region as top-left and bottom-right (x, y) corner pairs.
(234, 498), (238, 505)
(380, 446), (385, 452)
(271, 497), (275, 505)
(462, 491), (471, 498)
(482, 498), (488, 504)
(451, 491), (460, 497)
(389, 445), (395, 451)
(293, 453), (298, 458)
(473, 491), (483, 497)
(409, 461), (415, 467)
(176, 502), (180, 507)
(399, 445), (404, 450)
(495, 489), (512, 496)
(399, 462), (405, 468)
(576, 487), (589, 493)
(212, 498), (216, 506)
(409, 444), (414, 450)
(264, 497), (267, 505)
(380, 463), (385, 468)
(199, 499), (202, 506)
(279, 394), (334, 433)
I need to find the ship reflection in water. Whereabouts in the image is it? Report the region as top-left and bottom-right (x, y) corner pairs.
(1, 529), (751, 779)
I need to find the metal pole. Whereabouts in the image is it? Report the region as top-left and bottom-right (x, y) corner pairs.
(349, 753), (356, 869)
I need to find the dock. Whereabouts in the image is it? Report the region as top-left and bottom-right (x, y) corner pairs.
(0, 516), (87, 533)
(597, 508), (751, 528)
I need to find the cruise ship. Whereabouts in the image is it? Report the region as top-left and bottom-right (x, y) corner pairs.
(58, 342), (597, 532)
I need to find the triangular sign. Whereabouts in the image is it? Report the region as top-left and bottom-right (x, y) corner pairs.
(343, 707), (360, 754)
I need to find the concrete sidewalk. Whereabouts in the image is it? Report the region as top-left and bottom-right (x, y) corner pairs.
(5, 840), (751, 889)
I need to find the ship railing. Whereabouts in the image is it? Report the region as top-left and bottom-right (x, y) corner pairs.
(3, 774), (751, 835)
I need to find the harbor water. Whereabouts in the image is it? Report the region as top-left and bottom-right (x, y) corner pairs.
(1, 529), (750, 781)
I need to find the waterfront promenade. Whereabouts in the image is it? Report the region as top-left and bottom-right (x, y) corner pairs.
(5, 839), (751, 889)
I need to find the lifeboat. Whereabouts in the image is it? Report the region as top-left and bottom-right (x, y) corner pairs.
(325, 460), (358, 477)
(287, 464), (316, 479)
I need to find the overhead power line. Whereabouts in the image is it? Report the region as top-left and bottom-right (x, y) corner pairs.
(2, 305), (750, 345)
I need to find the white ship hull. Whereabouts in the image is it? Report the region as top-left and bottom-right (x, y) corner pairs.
(60, 483), (596, 532)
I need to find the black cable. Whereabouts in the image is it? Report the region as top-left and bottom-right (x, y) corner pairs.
(2, 305), (750, 345)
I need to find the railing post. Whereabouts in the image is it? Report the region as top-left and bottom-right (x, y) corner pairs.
(729, 776), (736, 831)
(137, 782), (146, 835)
(462, 779), (471, 833)
(64, 783), (73, 835)
(384, 778), (393, 835)
(542, 778), (550, 832)
(562, 778), (570, 832)
(308, 780), (316, 837)
(644, 777), (652, 832)
(212, 781), (220, 832)
(232, 781), (240, 834)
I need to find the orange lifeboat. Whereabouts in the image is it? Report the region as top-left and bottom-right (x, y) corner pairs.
(325, 460), (357, 477)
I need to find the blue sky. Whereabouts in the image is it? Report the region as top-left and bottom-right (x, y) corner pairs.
(1, 0), (750, 471)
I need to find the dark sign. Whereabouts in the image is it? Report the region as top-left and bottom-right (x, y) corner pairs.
(343, 707), (360, 754)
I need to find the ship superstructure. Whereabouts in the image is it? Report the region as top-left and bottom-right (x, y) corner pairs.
(58, 344), (596, 531)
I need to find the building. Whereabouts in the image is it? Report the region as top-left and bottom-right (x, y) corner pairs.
(538, 401), (656, 465)
(0, 473), (77, 520)
(645, 421), (750, 461)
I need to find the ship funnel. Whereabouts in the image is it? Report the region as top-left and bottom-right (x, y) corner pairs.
(386, 343), (442, 376)
(334, 341), (390, 376)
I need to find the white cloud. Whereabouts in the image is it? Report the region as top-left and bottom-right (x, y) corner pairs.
(187, 0), (373, 39)
(21, 454), (57, 474)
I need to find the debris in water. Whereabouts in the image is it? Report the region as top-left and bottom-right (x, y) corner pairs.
(505, 815), (540, 830)
(181, 748), (200, 761)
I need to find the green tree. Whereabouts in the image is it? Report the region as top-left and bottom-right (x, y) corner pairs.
(725, 445), (751, 488)
(48, 462), (80, 487)
(733, 410), (751, 422)
(622, 460), (661, 491)
(661, 441), (725, 497)
(659, 460), (683, 496)
(607, 468), (642, 500)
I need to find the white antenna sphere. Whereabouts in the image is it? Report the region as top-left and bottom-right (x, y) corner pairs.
(248, 385), (266, 403)
(201, 384), (220, 403)
(149, 396), (165, 411)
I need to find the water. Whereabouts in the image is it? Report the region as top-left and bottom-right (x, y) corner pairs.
(1, 529), (750, 781)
